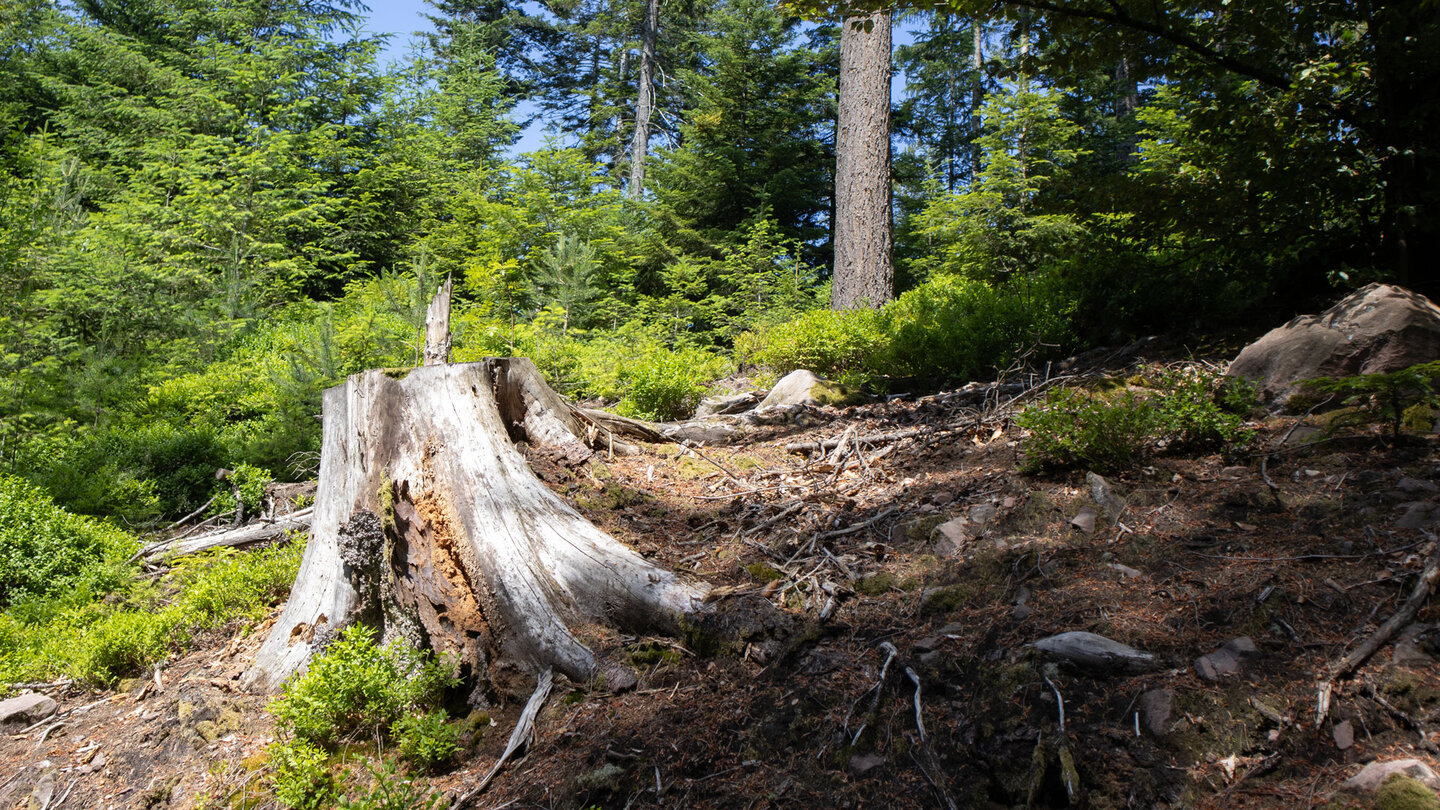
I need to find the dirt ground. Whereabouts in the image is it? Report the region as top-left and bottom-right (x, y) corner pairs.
(4, 359), (1439, 809)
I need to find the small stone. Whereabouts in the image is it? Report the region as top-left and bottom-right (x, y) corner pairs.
(933, 517), (970, 557)
(930, 491), (954, 506)
(968, 503), (998, 526)
(849, 752), (886, 776)
(1397, 502), (1440, 530)
(1138, 689), (1174, 736)
(1193, 638), (1257, 682)
(1031, 631), (1157, 673)
(1333, 720), (1355, 750)
(1107, 563), (1146, 581)
(0, 693), (57, 726)
(1219, 466), (1249, 480)
(1344, 759), (1440, 792)
(1398, 477), (1440, 494)
(1012, 604), (1032, 621)
(1086, 471), (1126, 516)
(1002, 496), (1017, 509)
(1070, 508), (1098, 534)
(913, 636), (943, 654)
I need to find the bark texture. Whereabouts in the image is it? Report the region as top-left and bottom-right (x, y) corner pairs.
(242, 359), (710, 696)
(833, 9), (894, 311)
(628, 0), (659, 200)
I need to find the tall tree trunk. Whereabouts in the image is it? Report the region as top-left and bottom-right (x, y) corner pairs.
(970, 18), (984, 184)
(832, 8), (894, 311)
(628, 0), (659, 200)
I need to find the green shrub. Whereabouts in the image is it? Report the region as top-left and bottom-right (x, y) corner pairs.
(1301, 361), (1440, 440)
(1018, 369), (1251, 473)
(0, 473), (137, 605)
(271, 738), (339, 810)
(338, 758), (448, 810)
(212, 462), (274, 517)
(615, 345), (731, 421)
(269, 625), (458, 748)
(395, 711), (461, 771)
(744, 308), (887, 384)
(0, 539), (303, 686)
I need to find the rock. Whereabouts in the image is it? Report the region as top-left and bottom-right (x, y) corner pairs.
(1398, 477), (1440, 494)
(660, 420), (737, 445)
(1378, 775), (1440, 810)
(1228, 283), (1440, 408)
(1137, 688), (1174, 736)
(1030, 631), (1159, 673)
(1086, 472), (1126, 517)
(25, 770), (54, 810)
(1394, 623), (1437, 666)
(933, 517), (970, 557)
(930, 491), (954, 506)
(1070, 507), (1098, 534)
(1013, 603), (1032, 621)
(849, 752), (886, 776)
(1107, 563), (1146, 581)
(695, 392), (758, 419)
(758, 370), (860, 409)
(1397, 502), (1440, 530)
(1333, 720), (1355, 750)
(1344, 759), (1440, 792)
(968, 502), (999, 526)
(0, 693), (56, 726)
(1194, 637), (1260, 681)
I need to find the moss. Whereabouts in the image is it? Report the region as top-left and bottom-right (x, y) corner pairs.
(746, 562), (784, 583)
(379, 367), (412, 380)
(628, 642), (681, 668)
(731, 454), (764, 471)
(811, 380), (864, 407)
(1320, 406), (1369, 434)
(855, 572), (898, 596)
(676, 456), (711, 479)
(574, 763), (627, 793)
(1402, 403), (1438, 434)
(920, 584), (976, 616)
(1377, 775), (1440, 810)
(241, 752), (271, 771)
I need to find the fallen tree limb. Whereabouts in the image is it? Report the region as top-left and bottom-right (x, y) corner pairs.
(1316, 537), (1440, 723)
(139, 508), (313, 561)
(785, 428), (924, 454)
(452, 668), (554, 809)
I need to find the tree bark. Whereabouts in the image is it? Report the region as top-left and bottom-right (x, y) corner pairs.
(832, 8), (894, 311)
(628, 0), (659, 200)
(242, 359), (713, 698)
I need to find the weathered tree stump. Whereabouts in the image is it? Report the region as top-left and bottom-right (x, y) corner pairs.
(242, 358), (715, 698)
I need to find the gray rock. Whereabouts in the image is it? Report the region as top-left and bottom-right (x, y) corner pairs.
(695, 392), (758, 419)
(1138, 688), (1174, 736)
(1070, 507), (1098, 534)
(1398, 477), (1440, 494)
(1343, 759), (1440, 792)
(968, 502), (999, 526)
(1012, 604), (1032, 621)
(1107, 563), (1146, 581)
(849, 752), (886, 776)
(1396, 502), (1440, 530)
(1394, 623), (1437, 666)
(1086, 471), (1126, 517)
(0, 693), (57, 726)
(1228, 283), (1440, 408)
(933, 517), (970, 557)
(930, 491), (954, 506)
(1333, 720), (1355, 750)
(758, 370), (858, 409)
(1194, 637), (1260, 681)
(1031, 631), (1158, 673)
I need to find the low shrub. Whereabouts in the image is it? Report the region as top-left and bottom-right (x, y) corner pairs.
(614, 345), (732, 421)
(1018, 368), (1251, 473)
(395, 711), (461, 771)
(743, 308), (887, 385)
(338, 758), (448, 810)
(269, 625), (458, 748)
(271, 738), (339, 810)
(1301, 361), (1440, 441)
(0, 473), (137, 605)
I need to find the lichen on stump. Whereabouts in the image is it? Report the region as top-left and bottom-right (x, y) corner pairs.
(242, 358), (718, 701)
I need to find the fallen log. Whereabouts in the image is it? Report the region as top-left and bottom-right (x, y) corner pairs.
(138, 509), (314, 561)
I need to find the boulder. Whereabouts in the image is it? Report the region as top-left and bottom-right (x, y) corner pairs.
(1228, 283), (1440, 408)
(758, 370), (861, 409)
(1344, 759), (1440, 792)
(0, 692), (56, 726)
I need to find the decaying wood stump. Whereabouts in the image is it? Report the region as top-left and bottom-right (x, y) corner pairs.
(242, 358), (719, 698)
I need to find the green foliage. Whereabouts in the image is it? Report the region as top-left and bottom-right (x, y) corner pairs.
(615, 345), (732, 421)
(271, 738), (339, 810)
(214, 463), (274, 517)
(1018, 369), (1252, 473)
(338, 758), (448, 810)
(0, 540), (303, 686)
(269, 625), (458, 748)
(744, 308), (887, 386)
(395, 712), (461, 771)
(1302, 362), (1440, 441)
(0, 473), (136, 605)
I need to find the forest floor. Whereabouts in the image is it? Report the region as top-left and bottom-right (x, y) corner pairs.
(4, 354), (1440, 810)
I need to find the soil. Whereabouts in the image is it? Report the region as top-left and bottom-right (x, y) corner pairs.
(4, 359), (1440, 809)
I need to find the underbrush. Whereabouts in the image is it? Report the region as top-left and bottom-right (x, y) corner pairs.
(266, 625), (461, 809)
(0, 473), (136, 604)
(1016, 368), (1253, 473)
(0, 539), (303, 687)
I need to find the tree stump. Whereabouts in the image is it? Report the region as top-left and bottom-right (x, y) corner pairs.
(242, 358), (713, 698)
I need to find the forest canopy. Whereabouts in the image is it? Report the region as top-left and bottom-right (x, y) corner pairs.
(0, 0), (1433, 524)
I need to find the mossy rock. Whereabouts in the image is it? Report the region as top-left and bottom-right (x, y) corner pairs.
(811, 379), (865, 407)
(1321, 406), (1370, 433)
(1402, 403), (1438, 434)
(855, 572), (898, 596)
(1377, 774), (1440, 810)
(920, 584), (975, 616)
(746, 562), (784, 583)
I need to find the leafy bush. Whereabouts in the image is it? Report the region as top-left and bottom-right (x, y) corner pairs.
(615, 345), (732, 421)
(744, 308), (887, 385)
(0, 473), (136, 605)
(1018, 369), (1251, 473)
(395, 711), (461, 771)
(0, 539), (303, 686)
(269, 625), (458, 748)
(213, 462), (274, 517)
(271, 738), (339, 810)
(1301, 361), (1440, 440)
(338, 758), (448, 810)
